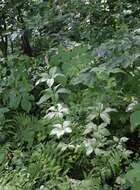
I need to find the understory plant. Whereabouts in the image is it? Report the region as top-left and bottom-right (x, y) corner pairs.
(0, 1), (140, 189)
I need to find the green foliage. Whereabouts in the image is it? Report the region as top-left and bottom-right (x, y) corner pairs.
(125, 162), (140, 190)
(130, 111), (140, 130)
(0, 0), (140, 189)
(49, 44), (93, 77)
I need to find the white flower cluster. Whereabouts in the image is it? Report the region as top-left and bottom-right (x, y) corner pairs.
(82, 0), (90, 5)
(45, 103), (69, 119)
(50, 121), (72, 139)
(113, 136), (132, 158)
(83, 122), (110, 156)
(46, 103), (72, 139)
(87, 103), (117, 124)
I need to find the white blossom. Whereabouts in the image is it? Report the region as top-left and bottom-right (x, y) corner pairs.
(84, 138), (96, 156)
(46, 103), (69, 119)
(50, 121), (72, 139)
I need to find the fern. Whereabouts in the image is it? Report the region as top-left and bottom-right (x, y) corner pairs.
(13, 114), (41, 147)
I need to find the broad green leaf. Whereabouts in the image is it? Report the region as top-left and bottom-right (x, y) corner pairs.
(49, 66), (57, 77)
(35, 73), (49, 85)
(125, 162), (140, 183)
(0, 107), (9, 119)
(21, 98), (32, 113)
(57, 88), (70, 94)
(54, 73), (67, 86)
(9, 90), (21, 109)
(130, 111), (140, 130)
(100, 112), (110, 124)
(37, 93), (52, 105)
(131, 181), (140, 190)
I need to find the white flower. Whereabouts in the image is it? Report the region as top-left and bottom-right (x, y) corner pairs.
(116, 144), (123, 151)
(126, 100), (138, 112)
(113, 136), (119, 142)
(120, 137), (129, 143)
(84, 138), (96, 156)
(50, 121), (72, 139)
(100, 108), (116, 124)
(40, 185), (45, 190)
(46, 103), (69, 119)
(100, 111), (111, 124)
(83, 122), (97, 135)
(98, 123), (110, 136)
(94, 148), (105, 156)
(75, 13), (80, 18)
(116, 177), (126, 185)
(123, 150), (132, 157)
(47, 78), (54, 88)
(35, 66), (59, 88)
(84, 0), (90, 5)
(87, 103), (117, 124)
(58, 142), (75, 151)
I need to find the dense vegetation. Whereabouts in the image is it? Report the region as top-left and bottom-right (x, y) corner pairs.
(0, 0), (140, 189)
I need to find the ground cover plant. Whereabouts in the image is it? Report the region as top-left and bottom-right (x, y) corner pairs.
(0, 0), (140, 189)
